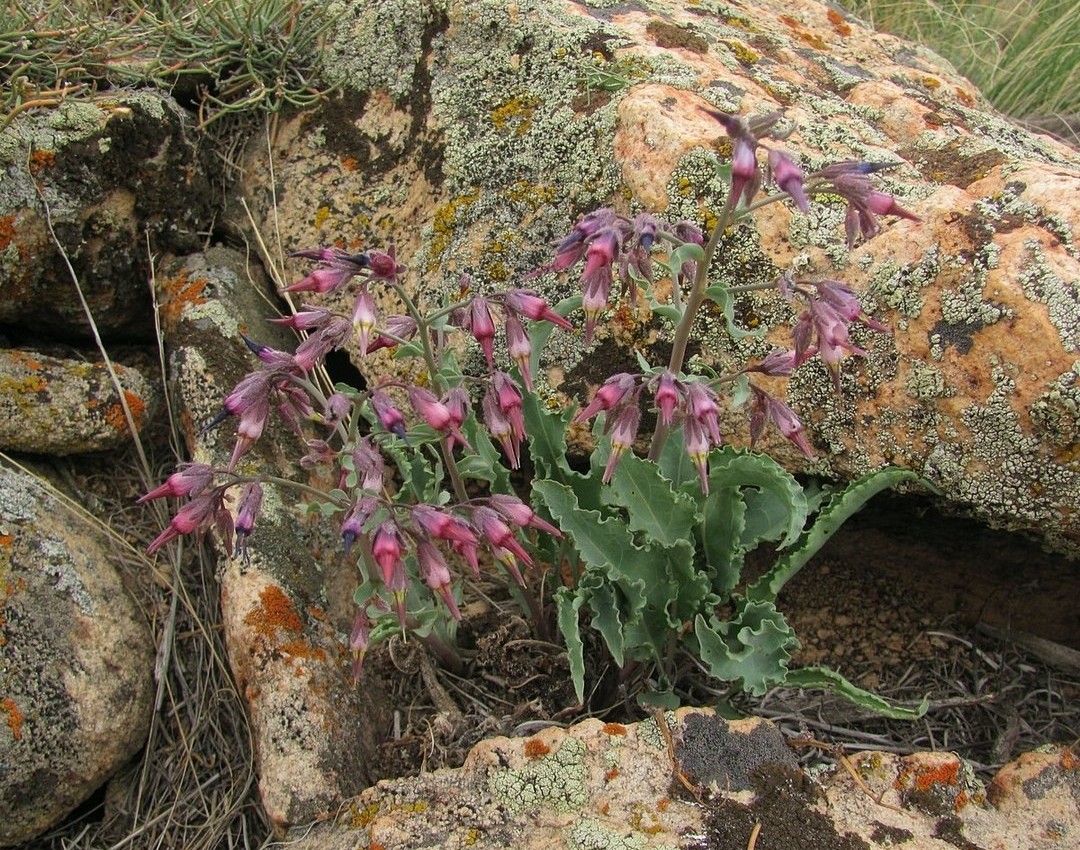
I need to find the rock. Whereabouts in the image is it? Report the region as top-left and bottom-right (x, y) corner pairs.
(272, 707), (1080, 849)
(236, 0), (1080, 551)
(152, 246), (393, 829)
(0, 464), (154, 846)
(0, 91), (217, 341)
(0, 348), (160, 455)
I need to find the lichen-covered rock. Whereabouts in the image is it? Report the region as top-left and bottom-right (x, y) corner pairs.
(152, 246), (393, 829)
(0, 348), (160, 454)
(273, 708), (1080, 850)
(0, 91), (217, 341)
(237, 0), (1080, 551)
(0, 464), (154, 846)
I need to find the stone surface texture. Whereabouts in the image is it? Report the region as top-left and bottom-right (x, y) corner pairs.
(154, 246), (394, 829)
(0, 91), (216, 340)
(236, 0), (1080, 551)
(0, 349), (159, 454)
(0, 464), (154, 847)
(276, 707), (1080, 849)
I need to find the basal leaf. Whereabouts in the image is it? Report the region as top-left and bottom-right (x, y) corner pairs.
(555, 587), (587, 705)
(746, 468), (922, 603)
(784, 667), (929, 719)
(533, 479), (668, 589)
(586, 580), (625, 667)
(708, 448), (807, 550)
(699, 485), (746, 595)
(694, 601), (797, 696)
(604, 453), (700, 546)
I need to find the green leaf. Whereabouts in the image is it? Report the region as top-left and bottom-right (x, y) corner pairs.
(746, 468), (923, 603)
(668, 241), (705, 267)
(699, 485), (747, 595)
(556, 587), (587, 705)
(585, 578), (625, 667)
(533, 480), (667, 589)
(708, 449), (807, 550)
(524, 395), (603, 509)
(703, 284), (766, 340)
(458, 415), (512, 492)
(694, 600), (797, 696)
(784, 667), (929, 719)
(603, 453), (700, 547)
(650, 303), (682, 324)
(656, 425), (695, 489)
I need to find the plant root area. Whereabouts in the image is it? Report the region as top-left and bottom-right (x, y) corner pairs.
(366, 492), (1079, 785)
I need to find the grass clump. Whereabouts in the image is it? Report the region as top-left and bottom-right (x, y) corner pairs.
(841, 0), (1079, 122)
(0, 0), (337, 127)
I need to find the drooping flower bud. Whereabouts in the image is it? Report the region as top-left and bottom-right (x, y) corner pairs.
(234, 482), (264, 555)
(416, 540), (461, 620)
(602, 404), (641, 484)
(369, 389), (409, 441)
(487, 494), (562, 537)
(138, 463), (216, 503)
(572, 373), (638, 424)
(468, 296), (497, 368)
(351, 287), (378, 354)
(653, 371), (681, 427)
(768, 149), (809, 213)
(371, 521), (405, 588)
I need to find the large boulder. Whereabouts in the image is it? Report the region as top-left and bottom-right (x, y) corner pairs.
(0, 91), (216, 341)
(274, 707), (1080, 849)
(236, 0), (1080, 551)
(0, 464), (154, 846)
(0, 349), (160, 455)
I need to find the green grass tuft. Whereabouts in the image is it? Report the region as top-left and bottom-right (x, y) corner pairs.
(841, 0), (1080, 121)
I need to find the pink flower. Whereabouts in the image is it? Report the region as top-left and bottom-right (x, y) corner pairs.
(416, 541), (460, 620)
(684, 382), (722, 446)
(750, 386), (815, 458)
(602, 404), (641, 483)
(683, 418), (712, 495)
(573, 373), (637, 424)
(501, 289), (572, 329)
(504, 313), (534, 391)
(147, 489), (228, 554)
(138, 463), (215, 503)
(284, 248), (370, 293)
(370, 389), (409, 440)
(488, 494), (562, 537)
(341, 495), (378, 555)
(371, 521), (405, 587)
(473, 506), (532, 567)
(412, 505), (477, 546)
(768, 149), (809, 213)
(234, 482), (263, 556)
(467, 296), (497, 368)
(351, 287), (378, 354)
(652, 371), (681, 427)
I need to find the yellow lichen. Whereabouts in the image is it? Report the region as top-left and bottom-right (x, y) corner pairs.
(490, 95), (541, 136)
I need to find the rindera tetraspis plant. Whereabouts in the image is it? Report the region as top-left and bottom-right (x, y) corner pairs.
(142, 105), (928, 717)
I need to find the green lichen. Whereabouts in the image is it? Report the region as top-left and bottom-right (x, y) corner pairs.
(566, 817), (675, 850)
(904, 362), (951, 400)
(868, 248), (940, 320)
(1016, 239), (1078, 353)
(636, 711), (677, 751)
(1030, 363), (1080, 453)
(488, 738), (589, 813)
(321, 0), (442, 101)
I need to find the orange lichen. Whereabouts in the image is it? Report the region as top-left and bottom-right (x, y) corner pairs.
(603, 722), (627, 736)
(1061, 746), (1078, 771)
(104, 390), (146, 432)
(1, 697), (24, 741)
(826, 8), (851, 35)
(955, 87), (975, 106)
(244, 585), (304, 638)
(28, 149), (55, 175)
(341, 156), (359, 172)
(656, 798), (670, 812)
(0, 215), (16, 252)
(278, 639), (328, 662)
(523, 738), (551, 759)
(605, 768), (620, 781)
(160, 270), (208, 326)
(0, 534), (11, 548)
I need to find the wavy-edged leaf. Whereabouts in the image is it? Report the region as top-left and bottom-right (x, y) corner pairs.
(704, 284), (767, 340)
(604, 453), (700, 546)
(699, 485), (746, 595)
(533, 479), (666, 589)
(694, 600), (797, 696)
(784, 667), (929, 719)
(746, 468), (922, 603)
(556, 586), (587, 705)
(709, 448), (806, 550)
